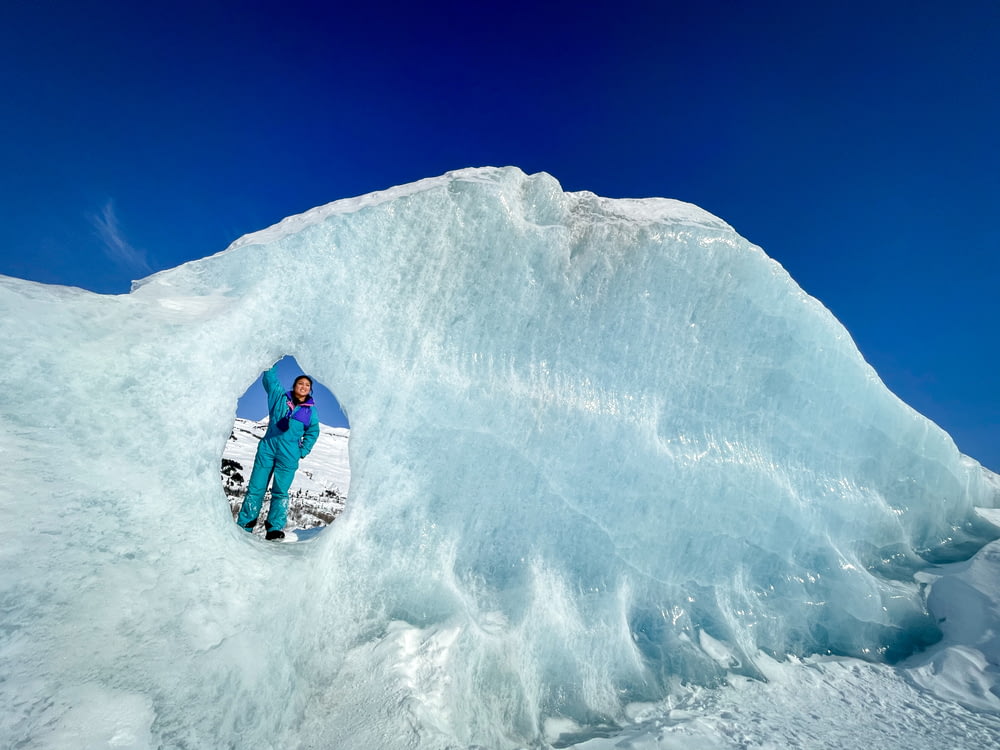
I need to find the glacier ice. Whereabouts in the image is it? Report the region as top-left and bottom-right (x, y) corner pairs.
(1, 166), (998, 748)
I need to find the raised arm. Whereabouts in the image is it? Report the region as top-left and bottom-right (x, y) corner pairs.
(262, 365), (284, 396)
(262, 365), (287, 417)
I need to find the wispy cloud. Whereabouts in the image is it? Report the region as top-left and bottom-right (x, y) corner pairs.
(89, 200), (151, 273)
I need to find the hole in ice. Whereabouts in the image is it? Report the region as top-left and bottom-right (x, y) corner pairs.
(221, 355), (350, 542)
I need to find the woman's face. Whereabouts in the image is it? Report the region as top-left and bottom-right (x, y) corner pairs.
(293, 378), (311, 400)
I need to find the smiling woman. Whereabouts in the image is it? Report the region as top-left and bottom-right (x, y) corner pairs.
(221, 355), (351, 541)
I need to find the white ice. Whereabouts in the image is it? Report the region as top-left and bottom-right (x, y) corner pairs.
(1, 167), (999, 748)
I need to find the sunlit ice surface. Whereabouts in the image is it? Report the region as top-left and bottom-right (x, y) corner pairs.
(2, 167), (999, 748)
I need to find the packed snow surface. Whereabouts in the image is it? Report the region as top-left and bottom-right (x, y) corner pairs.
(2, 167), (999, 748)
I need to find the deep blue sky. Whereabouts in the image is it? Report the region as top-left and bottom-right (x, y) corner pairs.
(240, 356), (347, 429)
(2, 1), (997, 469)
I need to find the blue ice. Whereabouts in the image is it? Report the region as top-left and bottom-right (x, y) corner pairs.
(1, 167), (997, 748)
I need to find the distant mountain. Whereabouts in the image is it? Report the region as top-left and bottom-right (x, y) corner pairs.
(221, 417), (350, 532)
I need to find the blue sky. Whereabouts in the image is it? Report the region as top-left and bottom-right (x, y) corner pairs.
(2, 1), (997, 469)
(240, 356), (348, 428)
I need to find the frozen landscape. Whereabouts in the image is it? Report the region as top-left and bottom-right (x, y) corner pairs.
(2, 167), (1000, 749)
(221, 417), (350, 534)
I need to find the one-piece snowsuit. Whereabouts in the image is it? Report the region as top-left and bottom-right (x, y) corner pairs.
(236, 366), (319, 534)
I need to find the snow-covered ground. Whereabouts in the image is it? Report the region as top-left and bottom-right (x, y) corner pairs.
(220, 417), (350, 532)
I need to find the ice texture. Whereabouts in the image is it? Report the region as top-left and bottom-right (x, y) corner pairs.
(1, 167), (998, 748)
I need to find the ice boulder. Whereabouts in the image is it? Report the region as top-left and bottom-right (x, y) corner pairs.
(1, 167), (996, 748)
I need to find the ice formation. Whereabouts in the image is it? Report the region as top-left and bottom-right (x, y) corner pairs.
(1, 167), (998, 749)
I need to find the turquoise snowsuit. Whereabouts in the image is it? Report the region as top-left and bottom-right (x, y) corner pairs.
(236, 366), (319, 533)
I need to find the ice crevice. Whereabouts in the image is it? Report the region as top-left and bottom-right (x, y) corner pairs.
(2, 166), (999, 749)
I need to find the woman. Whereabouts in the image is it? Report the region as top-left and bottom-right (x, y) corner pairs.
(236, 365), (319, 540)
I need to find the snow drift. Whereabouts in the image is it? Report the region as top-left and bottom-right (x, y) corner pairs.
(1, 167), (997, 748)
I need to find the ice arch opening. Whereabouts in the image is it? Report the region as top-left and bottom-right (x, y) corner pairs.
(222, 355), (351, 539)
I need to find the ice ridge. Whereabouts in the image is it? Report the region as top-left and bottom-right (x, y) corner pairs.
(1, 166), (997, 748)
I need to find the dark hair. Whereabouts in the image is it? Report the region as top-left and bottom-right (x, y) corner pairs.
(291, 375), (313, 404)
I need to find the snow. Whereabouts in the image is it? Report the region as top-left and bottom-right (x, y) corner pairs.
(221, 417), (349, 530)
(1, 166), (999, 748)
